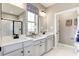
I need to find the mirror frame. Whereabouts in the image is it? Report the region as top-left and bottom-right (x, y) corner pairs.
(13, 21), (23, 35)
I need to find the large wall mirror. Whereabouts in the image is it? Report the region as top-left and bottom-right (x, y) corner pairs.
(13, 21), (23, 35)
(1, 3), (26, 38)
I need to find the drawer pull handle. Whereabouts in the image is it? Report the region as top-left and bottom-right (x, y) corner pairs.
(40, 45), (42, 46)
(28, 51), (30, 53)
(21, 51), (24, 53)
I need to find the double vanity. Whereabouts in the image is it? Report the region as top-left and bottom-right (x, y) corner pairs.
(0, 33), (54, 56)
(0, 3), (55, 56)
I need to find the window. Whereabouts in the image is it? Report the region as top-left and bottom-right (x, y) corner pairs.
(27, 11), (39, 34)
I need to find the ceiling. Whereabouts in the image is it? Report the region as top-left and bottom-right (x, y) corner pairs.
(41, 3), (55, 7)
(2, 3), (25, 16)
(2, 3), (55, 15)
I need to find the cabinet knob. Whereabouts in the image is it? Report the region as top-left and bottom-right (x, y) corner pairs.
(40, 45), (42, 46)
(21, 51), (24, 53)
(28, 51), (30, 53)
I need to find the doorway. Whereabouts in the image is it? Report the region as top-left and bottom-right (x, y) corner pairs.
(55, 9), (78, 47)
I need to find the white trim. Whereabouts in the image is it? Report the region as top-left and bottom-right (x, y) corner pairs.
(59, 43), (75, 48)
(55, 7), (79, 15)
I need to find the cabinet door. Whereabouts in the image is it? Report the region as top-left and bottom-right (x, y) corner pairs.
(33, 42), (46, 56)
(39, 42), (45, 55)
(33, 44), (40, 56)
(47, 37), (53, 52)
(24, 45), (33, 56)
(0, 52), (2, 56)
(4, 49), (23, 56)
(3, 43), (22, 54)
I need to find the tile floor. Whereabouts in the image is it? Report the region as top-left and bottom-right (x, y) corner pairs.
(44, 43), (77, 56)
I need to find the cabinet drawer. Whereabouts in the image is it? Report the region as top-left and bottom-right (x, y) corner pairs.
(47, 35), (53, 39)
(4, 49), (23, 56)
(23, 40), (33, 47)
(34, 40), (40, 45)
(40, 38), (46, 43)
(34, 38), (46, 45)
(3, 43), (22, 54)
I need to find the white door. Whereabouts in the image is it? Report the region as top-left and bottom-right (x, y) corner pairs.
(55, 14), (59, 47)
(4, 49), (23, 56)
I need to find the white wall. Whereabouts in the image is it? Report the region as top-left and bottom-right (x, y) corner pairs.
(46, 3), (79, 33)
(18, 12), (26, 34)
(2, 13), (17, 20)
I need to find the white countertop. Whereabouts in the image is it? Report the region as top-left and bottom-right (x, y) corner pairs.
(1, 36), (33, 47)
(32, 32), (54, 41)
(0, 32), (54, 47)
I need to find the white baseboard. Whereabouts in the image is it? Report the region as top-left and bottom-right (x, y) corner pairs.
(59, 43), (75, 48)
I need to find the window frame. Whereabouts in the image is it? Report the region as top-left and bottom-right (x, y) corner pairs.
(27, 10), (39, 35)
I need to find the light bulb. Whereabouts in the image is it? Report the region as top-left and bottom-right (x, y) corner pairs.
(40, 11), (46, 17)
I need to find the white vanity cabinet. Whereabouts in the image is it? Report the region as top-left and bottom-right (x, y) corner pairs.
(3, 43), (23, 56)
(4, 49), (23, 56)
(33, 38), (46, 56)
(46, 35), (54, 52)
(1, 34), (54, 56)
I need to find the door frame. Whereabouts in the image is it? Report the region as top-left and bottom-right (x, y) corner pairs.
(54, 7), (79, 47)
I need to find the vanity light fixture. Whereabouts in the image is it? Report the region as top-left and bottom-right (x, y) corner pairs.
(40, 11), (46, 17)
(1, 18), (6, 21)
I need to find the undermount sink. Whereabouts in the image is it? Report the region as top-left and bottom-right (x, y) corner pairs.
(27, 34), (42, 39)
